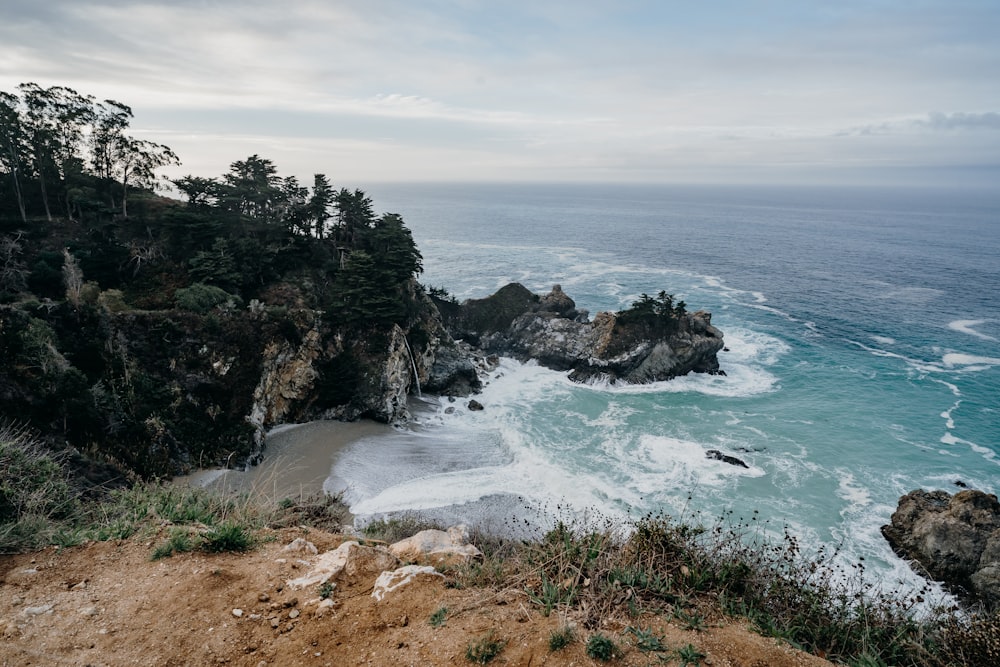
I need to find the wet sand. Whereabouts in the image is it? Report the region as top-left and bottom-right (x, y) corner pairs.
(175, 420), (395, 502)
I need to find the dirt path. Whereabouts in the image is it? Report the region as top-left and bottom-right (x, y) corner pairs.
(0, 528), (834, 667)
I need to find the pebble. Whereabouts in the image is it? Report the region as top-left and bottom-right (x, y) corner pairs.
(232, 609), (244, 618)
(23, 604), (54, 616)
(288, 609), (300, 619)
(79, 606), (99, 618)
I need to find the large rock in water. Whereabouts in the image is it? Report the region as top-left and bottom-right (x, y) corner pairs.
(436, 284), (724, 384)
(882, 489), (1000, 608)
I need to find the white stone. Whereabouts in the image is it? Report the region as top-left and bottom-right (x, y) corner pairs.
(232, 608), (244, 618)
(283, 537), (318, 555)
(372, 566), (444, 602)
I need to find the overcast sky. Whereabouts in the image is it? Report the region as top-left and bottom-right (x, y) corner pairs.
(3, 0), (999, 187)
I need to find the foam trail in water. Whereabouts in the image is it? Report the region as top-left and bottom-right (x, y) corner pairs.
(948, 319), (998, 342)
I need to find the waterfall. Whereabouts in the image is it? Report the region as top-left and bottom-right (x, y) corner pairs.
(402, 334), (422, 398)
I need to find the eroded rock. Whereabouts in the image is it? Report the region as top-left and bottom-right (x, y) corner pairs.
(882, 489), (1000, 608)
(372, 566), (444, 602)
(286, 541), (400, 591)
(389, 525), (483, 567)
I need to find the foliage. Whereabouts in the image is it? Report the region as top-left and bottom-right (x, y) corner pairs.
(586, 633), (619, 661)
(617, 290), (687, 331)
(548, 625), (575, 651)
(676, 643), (706, 666)
(429, 606), (448, 627)
(0, 422), (78, 538)
(465, 631), (506, 664)
(174, 282), (241, 313)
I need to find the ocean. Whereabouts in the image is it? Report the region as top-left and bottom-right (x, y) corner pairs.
(321, 182), (1000, 596)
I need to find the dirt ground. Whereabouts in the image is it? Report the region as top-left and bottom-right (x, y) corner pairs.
(0, 527), (835, 667)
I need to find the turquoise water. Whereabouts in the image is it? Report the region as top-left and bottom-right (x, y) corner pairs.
(325, 183), (1000, 595)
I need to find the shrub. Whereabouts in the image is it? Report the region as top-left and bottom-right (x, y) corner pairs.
(465, 631), (505, 664)
(429, 606), (448, 627)
(174, 282), (241, 313)
(0, 422), (79, 552)
(548, 626), (575, 652)
(586, 633), (619, 661)
(201, 521), (252, 553)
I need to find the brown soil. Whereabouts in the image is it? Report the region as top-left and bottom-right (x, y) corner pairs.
(0, 527), (835, 667)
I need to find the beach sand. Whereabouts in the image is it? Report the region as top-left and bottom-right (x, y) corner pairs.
(175, 420), (395, 501)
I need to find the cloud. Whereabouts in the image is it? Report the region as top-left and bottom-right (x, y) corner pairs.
(923, 112), (1000, 131)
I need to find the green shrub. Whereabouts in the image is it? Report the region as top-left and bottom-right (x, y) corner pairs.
(548, 626), (575, 652)
(429, 606), (448, 627)
(174, 282), (241, 313)
(586, 633), (619, 661)
(201, 521), (252, 553)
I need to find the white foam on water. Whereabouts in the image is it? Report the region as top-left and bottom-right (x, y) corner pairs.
(948, 319), (999, 342)
(941, 352), (1000, 370)
(634, 435), (765, 490)
(940, 432), (999, 464)
(940, 400), (961, 430)
(835, 470), (872, 510)
(871, 335), (896, 346)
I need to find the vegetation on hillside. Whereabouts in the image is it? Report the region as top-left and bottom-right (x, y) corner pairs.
(0, 82), (430, 480)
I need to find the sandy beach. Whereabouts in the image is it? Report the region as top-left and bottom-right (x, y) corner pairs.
(175, 419), (395, 502)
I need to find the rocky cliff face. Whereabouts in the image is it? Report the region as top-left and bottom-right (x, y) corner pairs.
(0, 286), (475, 478)
(882, 489), (1000, 609)
(436, 284), (725, 384)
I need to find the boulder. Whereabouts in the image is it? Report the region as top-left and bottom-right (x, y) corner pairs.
(371, 565), (445, 602)
(286, 540), (400, 590)
(706, 449), (749, 468)
(389, 525), (483, 567)
(882, 489), (1000, 608)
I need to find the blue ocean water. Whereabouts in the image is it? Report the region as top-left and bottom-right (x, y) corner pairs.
(326, 182), (1000, 595)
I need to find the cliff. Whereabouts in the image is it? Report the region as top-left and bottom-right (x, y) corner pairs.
(435, 284), (725, 384)
(0, 286), (473, 479)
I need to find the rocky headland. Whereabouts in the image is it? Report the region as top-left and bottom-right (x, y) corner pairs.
(433, 283), (725, 384)
(882, 488), (1000, 610)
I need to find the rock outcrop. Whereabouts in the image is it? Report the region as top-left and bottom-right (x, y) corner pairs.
(882, 489), (1000, 608)
(435, 284), (724, 384)
(388, 525), (483, 567)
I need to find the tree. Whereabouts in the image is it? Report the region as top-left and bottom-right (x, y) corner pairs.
(17, 83), (96, 220)
(110, 136), (179, 218)
(333, 187), (375, 248)
(309, 173), (335, 239)
(219, 154), (283, 224)
(171, 175), (220, 208)
(0, 92), (28, 222)
(363, 213), (423, 284)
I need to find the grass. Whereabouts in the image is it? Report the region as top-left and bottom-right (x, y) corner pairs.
(548, 625), (575, 651)
(430, 606), (448, 627)
(465, 631), (505, 664)
(447, 508), (1000, 667)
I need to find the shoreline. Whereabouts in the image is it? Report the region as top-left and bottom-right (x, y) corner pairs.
(174, 419), (396, 503)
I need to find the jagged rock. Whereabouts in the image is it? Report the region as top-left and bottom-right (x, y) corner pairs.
(467, 399), (484, 411)
(371, 566), (445, 602)
(388, 525), (483, 567)
(286, 541), (400, 591)
(882, 489), (1000, 608)
(283, 538), (318, 555)
(537, 284), (578, 318)
(439, 284), (724, 384)
(706, 449), (749, 468)
(423, 340), (482, 396)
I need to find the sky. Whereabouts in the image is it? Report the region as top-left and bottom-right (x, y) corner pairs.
(2, 0), (999, 187)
